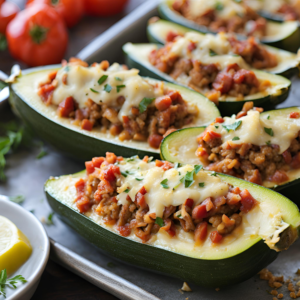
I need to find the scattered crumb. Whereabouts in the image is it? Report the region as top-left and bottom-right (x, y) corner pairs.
(215, 288), (220, 292)
(274, 282), (283, 288)
(271, 290), (278, 296)
(297, 289), (300, 297)
(296, 281), (300, 287)
(181, 282), (192, 292)
(278, 294), (283, 299)
(273, 297), (277, 300)
(178, 289), (184, 295)
(185, 298), (189, 300)
(288, 283), (295, 292)
(290, 291), (296, 299)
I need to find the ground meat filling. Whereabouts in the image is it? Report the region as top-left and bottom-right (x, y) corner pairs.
(37, 58), (196, 149)
(277, 3), (300, 21)
(196, 102), (300, 185)
(75, 153), (258, 244)
(172, 0), (267, 38)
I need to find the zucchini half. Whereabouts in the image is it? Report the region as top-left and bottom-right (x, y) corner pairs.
(158, 0), (300, 53)
(45, 169), (300, 288)
(123, 43), (291, 116)
(9, 65), (220, 161)
(147, 19), (300, 78)
(160, 107), (300, 201)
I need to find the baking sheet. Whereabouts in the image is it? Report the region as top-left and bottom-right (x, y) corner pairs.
(2, 0), (300, 299)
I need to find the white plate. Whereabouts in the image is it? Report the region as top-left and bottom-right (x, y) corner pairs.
(0, 196), (50, 300)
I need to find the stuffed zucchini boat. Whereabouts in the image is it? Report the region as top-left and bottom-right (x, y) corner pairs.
(123, 41), (291, 116)
(9, 58), (220, 161)
(147, 18), (300, 78)
(161, 104), (300, 200)
(158, 0), (300, 53)
(45, 153), (300, 287)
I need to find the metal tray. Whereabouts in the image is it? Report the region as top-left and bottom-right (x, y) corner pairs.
(2, 0), (300, 299)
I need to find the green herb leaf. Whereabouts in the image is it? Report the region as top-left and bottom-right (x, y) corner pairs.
(210, 171), (217, 177)
(209, 49), (218, 56)
(90, 88), (99, 93)
(46, 212), (54, 226)
(173, 183), (181, 190)
(121, 171), (128, 177)
(135, 178), (143, 181)
(199, 182), (205, 187)
(29, 210), (35, 214)
(215, 2), (224, 10)
(194, 165), (203, 174)
(264, 127), (274, 136)
(222, 121), (242, 132)
(155, 217), (164, 227)
(180, 170), (195, 188)
(125, 170), (134, 175)
(139, 97), (155, 113)
(9, 195), (25, 204)
(116, 85), (126, 93)
(126, 155), (138, 162)
(266, 140), (271, 146)
(0, 80), (8, 92)
(124, 188), (130, 193)
(267, 115), (270, 120)
(160, 178), (169, 189)
(0, 269), (27, 298)
(232, 136), (240, 141)
(104, 84), (112, 93)
(0, 34), (7, 51)
(36, 147), (47, 159)
(215, 125), (219, 129)
(115, 77), (122, 81)
(174, 162), (181, 169)
(98, 75), (108, 85)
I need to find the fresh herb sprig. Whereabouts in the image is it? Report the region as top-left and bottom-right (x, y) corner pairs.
(0, 269), (27, 298)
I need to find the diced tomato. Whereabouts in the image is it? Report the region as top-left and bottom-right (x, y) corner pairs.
(192, 204), (207, 219)
(122, 115), (130, 124)
(76, 197), (91, 213)
(233, 69), (259, 87)
(57, 96), (75, 118)
(148, 134), (163, 148)
(155, 160), (164, 167)
(37, 83), (55, 104)
(210, 231), (223, 243)
(240, 189), (257, 212)
(143, 156), (149, 162)
(225, 63), (240, 72)
(271, 170), (289, 184)
(213, 72), (233, 94)
(196, 147), (208, 157)
(106, 152), (117, 164)
(85, 161), (95, 175)
(48, 70), (57, 81)
(167, 90), (183, 103)
(161, 161), (174, 171)
(187, 41), (197, 52)
(117, 224), (131, 237)
(185, 198), (194, 209)
(155, 96), (172, 111)
(202, 197), (214, 211)
(289, 112), (300, 119)
(161, 219), (176, 237)
(138, 186), (147, 195)
(203, 131), (222, 142)
(282, 150), (292, 164)
(194, 222), (208, 242)
(166, 226), (176, 237)
(75, 178), (86, 195)
(166, 30), (181, 42)
(81, 119), (93, 131)
(101, 165), (120, 182)
(135, 186), (147, 209)
(291, 152), (300, 169)
(215, 117), (224, 123)
(230, 186), (241, 194)
(92, 157), (105, 168)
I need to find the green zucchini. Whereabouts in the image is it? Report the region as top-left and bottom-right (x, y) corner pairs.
(158, 0), (300, 53)
(9, 65), (220, 161)
(147, 19), (300, 78)
(123, 43), (291, 116)
(160, 107), (300, 200)
(45, 167), (300, 288)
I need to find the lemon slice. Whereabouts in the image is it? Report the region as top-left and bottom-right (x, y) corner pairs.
(0, 216), (32, 276)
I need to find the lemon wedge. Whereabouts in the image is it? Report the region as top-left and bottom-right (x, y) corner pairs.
(0, 216), (32, 276)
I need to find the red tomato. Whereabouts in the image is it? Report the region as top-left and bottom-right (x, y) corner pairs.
(26, 0), (83, 28)
(6, 3), (68, 67)
(0, 1), (20, 34)
(84, 0), (129, 16)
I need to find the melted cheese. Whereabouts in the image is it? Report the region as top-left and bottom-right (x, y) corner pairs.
(205, 110), (300, 154)
(245, 0), (288, 13)
(116, 160), (229, 217)
(187, 0), (245, 19)
(170, 32), (248, 70)
(37, 63), (164, 121)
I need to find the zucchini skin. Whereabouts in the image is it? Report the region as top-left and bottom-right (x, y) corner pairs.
(9, 88), (160, 162)
(124, 51), (290, 116)
(45, 187), (278, 288)
(158, 2), (300, 53)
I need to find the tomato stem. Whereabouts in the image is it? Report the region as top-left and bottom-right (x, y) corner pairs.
(29, 25), (49, 44)
(51, 0), (59, 5)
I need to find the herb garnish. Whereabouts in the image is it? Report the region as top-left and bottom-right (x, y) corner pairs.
(121, 171), (127, 177)
(267, 115), (270, 120)
(266, 140), (271, 146)
(210, 171), (217, 177)
(9, 195), (25, 204)
(125, 170), (134, 175)
(155, 217), (164, 227)
(215, 126), (219, 129)
(174, 162), (181, 169)
(135, 178), (143, 181)
(115, 77), (122, 81)
(139, 97), (155, 113)
(173, 183), (181, 190)
(160, 179), (169, 189)
(215, 2), (224, 10)
(199, 182), (205, 187)
(209, 49), (218, 56)
(194, 165), (203, 174)
(124, 188), (130, 193)
(222, 121), (242, 132)
(36, 145), (47, 159)
(0, 269), (27, 298)
(116, 85), (126, 92)
(104, 84), (112, 93)
(46, 212), (54, 226)
(126, 155), (138, 162)
(264, 127), (274, 136)
(90, 88), (99, 93)
(0, 34), (8, 51)
(181, 170), (195, 188)
(98, 75), (108, 85)
(232, 136), (240, 141)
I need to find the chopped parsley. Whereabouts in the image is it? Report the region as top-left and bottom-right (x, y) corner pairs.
(210, 171), (217, 177)
(0, 269), (27, 298)
(9, 195), (25, 204)
(173, 183), (181, 190)
(266, 140), (271, 146)
(139, 97), (155, 113)
(98, 75), (108, 85)
(267, 115), (270, 120)
(115, 77), (122, 81)
(155, 217), (165, 227)
(177, 214), (182, 219)
(116, 85), (126, 93)
(46, 212), (54, 226)
(222, 121), (242, 132)
(104, 84), (112, 93)
(124, 188), (130, 193)
(194, 165), (203, 174)
(160, 179), (169, 189)
(135, 178), (143, 181)
(36, 147), (47, 159)
(125, 170), (134, 175)
(209, 49), (218, 56)
(264, 127), (274, 136)
(198, 182), (205, 187)
(215, 2), (224, 10)
(232, 136), (240, 141)
(121, 171), (127, 177)
(215, 126), (219, 129)
(126, 155), (138, 162)
(181, 170), (195, 188)
(90, 88), (99, 93)
(174, 162), (181, 169)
